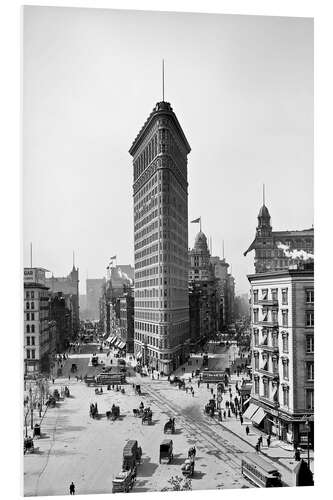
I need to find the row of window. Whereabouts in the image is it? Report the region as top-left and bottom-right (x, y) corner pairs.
(254, 354), (314, 381)
(26, 324), (35, 333)
(25, 291), (36, 299)
(26, 336), (35, 346)
(26, 349), (36, 359)
(253, 330), (314, 354)
(253, 378), (314, 410)
(253, 288), (314, 305)
(253, 309), (314, 327)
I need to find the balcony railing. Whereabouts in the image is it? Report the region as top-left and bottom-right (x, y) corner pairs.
(258, 320), (279, 328)
(259, 344), (279, 353)
(258, 299), (279, 306)
(258, 367), (279, 379)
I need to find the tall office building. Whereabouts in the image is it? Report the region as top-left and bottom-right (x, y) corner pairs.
(129, 101), (191, 374)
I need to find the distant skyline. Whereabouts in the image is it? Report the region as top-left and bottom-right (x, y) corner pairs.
(23, 7), (313, 294)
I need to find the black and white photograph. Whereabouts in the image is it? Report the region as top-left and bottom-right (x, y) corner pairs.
(21, 4), (315, 496)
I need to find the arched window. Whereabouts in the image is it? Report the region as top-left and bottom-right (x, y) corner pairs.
(31, 302), (34, 309)
(26, 302), (30, 310)
(26, 324), (30, 333)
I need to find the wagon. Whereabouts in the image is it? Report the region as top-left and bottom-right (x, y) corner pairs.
(24, 437), (34, 454)
(142, 411), (152, 425)
(164, 418), (175, 434)
(112, 470), (135, 493)
(159, 439), (173, 464)
(181, 458), (195, 477)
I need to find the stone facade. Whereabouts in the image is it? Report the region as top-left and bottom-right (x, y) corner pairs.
(130, 101), (191, 374)
(24, 268), (52, 374)
(244, 202), (314, 273)
(210, 256), (235, 328)
(247, 263), (314, 447)
(46, 266), (80, 335)
(188, 231), (218, 342)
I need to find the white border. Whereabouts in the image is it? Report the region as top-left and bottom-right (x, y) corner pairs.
(0, 1), (332, 499)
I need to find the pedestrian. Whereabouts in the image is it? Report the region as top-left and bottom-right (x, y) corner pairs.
(52, 378), (55, 385)
(235, 410), (238, 419)
(267, 435), (271, 448)
(192, 390), (194, 397)
(227, 409), (231, 417)
(223, 410), (226, 419)
(157, 373), (160, 380)
(245, 425), (250, 436)
(69, 481), (75, 495)
(255, 443), (259, 453)
(207, 383), (209, 389)
(240, 415), (243, 425)
(197, 380), (200, 388)
(258, 435), (263, 448)
(211, 388), (213, 395)
(69, 374), (71, 381)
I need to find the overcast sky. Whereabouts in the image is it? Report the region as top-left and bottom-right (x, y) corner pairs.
(23, 7), (313, 294)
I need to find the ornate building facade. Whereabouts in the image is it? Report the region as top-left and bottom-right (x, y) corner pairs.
(129, 101), (191, 374)
(46, 265), (80, 336)
(244, 202), (314, 273)
(246, 263), (314, 447)
(188, 231), (218, 342)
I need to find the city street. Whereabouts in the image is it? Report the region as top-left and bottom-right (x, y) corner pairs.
(24, 343), (305, 496)
(24, 346), (254, 496)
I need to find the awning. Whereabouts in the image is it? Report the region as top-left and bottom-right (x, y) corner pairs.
(252, 407), (266, 425)
(114, 339), (121, 347)
(243, 403), (260, 420)
(136, 353), (142, 359)
(109, 337), (117, 345)
(118, 341), (126, 349)
(106, 335), (113, 342)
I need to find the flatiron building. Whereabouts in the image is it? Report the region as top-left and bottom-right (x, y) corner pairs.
(129, 101), (191, 375)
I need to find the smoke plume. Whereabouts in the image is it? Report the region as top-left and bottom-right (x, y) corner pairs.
(277, 242), (314, 261)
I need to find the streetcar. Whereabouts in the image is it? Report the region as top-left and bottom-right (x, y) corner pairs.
(241, 453), (282, 488)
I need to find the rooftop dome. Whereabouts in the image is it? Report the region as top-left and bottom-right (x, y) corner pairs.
(258, 204), (270, 219)
(194, 231), (209, 252)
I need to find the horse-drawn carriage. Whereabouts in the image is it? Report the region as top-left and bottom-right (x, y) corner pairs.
(112, 440), (142, 493)
(159, 439), (173, 464)
(95, 387), (104, 395)
(106, 404), (120, 421)
(24, 436), (34, 454)
(89, 403), (98, 419)
(53, 389), (60, 401)
(204, 399), (216, 417)
(46, 395), (56, 408)
(141, 408), (153, 425)
(181, 458), (195, 477)
(164, 418), (175, 434)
